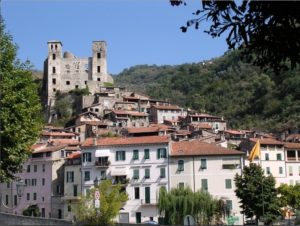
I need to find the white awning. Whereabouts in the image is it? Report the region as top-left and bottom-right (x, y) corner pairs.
(95, 149), (110, 157)
(111, 168), (127, 176)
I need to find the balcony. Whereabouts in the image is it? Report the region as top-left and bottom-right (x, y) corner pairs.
(112, 176), (129, 186)
(95, 160), (110, 167)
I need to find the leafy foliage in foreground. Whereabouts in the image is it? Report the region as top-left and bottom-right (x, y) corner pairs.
(158, 187), (227, 225)
(75, 180), (128, 226)
(0, 18), (43, 182)
(115, 50), (300, 131)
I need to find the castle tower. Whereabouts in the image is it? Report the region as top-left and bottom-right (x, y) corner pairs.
(92, 41), (108, 82)
(47, 40), (62, 104)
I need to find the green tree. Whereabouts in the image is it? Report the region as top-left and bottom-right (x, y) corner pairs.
(172, 1), (300, 71)
(278, 184), (300, 211)
(235, 163), (280, 224)
(158, 187), (226, 225)
(0, 18), (42, 182)
(75, 180), (128, 226)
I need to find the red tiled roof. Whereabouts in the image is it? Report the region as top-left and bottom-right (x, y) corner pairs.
(33, 145), (66, 154)
(285, 143), (300, 149)
(171, 140), (244, 156)
(149, 124), (170, 130)
(50, 139), (80, 145)
(30, 143), (47, 151)
(127, 127), (161, 134)
(82, 136), (169, 147)
(65, 146), (80, 151)
(190, 123), (212, 129)
(113, 110), (147, 117)
(250, 138), (284, 145)
(152, 105), (181, 110)
(41, 131), (75, 137)
(286, 134), (300, 141)
(67, 151), (81, 159)
(225, 130), (245, 135)
(176, 130), (191, 135)
(85, 121), (108, 126)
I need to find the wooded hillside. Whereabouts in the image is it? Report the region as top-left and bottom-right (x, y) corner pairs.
(115, 51), (300, 131)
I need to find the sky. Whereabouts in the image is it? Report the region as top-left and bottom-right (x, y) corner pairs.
(1, 0), (228, 75)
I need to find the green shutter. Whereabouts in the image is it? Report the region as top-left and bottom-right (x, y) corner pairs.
(133, 150), (139, 160)
(225, 179), (232, 189)
(178, 160), (184, 171)
(144, 149), (150, 159)
(133, 169), (139, 179)
(160, 168), (166, 178)
(122, 151), (126, 160)
(157, 149), (160, 159)
(201, 179), (208, 190)
(201, 159), (207, 169)
(145, 187), (150, 203)
(145, 168), (150, 179)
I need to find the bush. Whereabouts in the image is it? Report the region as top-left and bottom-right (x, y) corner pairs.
(22, 204), (41, 217)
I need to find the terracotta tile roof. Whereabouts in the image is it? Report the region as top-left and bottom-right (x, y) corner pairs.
(33, 145), (66, 154)
(176, 130), (191, 135)
(285, 142), (300, 149)
(171, 140), (244, 156)
(152, 105), (181, 110)
(250, 138), (284, 145)
(82, 136), (169, 147)
(30, 143), (47, 151)
(85, 121), (108, 126)
(67, 151), (81, 159)
(127, 127), (162, 134)
(190, 123), (212, 129)
(149, 124), (170, 130)
(225, 130), (245, 135)
(115, 101), (136, 104)
(50, 139), (80, 145)
(65, 146), (80, 151)
(41, 131), (75, 137)
(286, 134), (300, 141)
(113, 110), (148, 117)
(189, 113), (220, 118)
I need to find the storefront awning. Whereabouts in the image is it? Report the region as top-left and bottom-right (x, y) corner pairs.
(111, 168), (127, 176)
(95, 149), (110, 157)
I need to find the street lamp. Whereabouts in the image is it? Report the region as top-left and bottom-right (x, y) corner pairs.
(0, 179), (26, 210)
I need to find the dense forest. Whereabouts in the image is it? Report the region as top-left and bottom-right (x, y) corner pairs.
(115, 50), (300, 131)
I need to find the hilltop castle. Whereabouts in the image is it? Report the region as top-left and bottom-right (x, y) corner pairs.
(43, 40), (114, 120)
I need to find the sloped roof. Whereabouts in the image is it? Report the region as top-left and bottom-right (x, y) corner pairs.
(250, 138), (284, 145)
(285, 142), (300, 149)
(151, 105), (181, 110)
(41, 131), (75, 137)
(127, 127), (162, 134)
(225, 130), (245, 135)
(82, 136), (169, 147)
(171, 140), (244, 156)
(33, 145), (66, 154)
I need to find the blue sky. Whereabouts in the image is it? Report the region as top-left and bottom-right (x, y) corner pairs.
(2, 0), (228, 74)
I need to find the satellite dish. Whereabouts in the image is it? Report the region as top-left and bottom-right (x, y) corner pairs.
(184, 215), (195, 226)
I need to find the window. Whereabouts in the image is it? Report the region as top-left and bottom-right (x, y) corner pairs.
(178, 160), (184, 171)
(83, 152), (92, 162)
(277, 153), (282, 160)
(116, 151), (126, 161)
(33, 193), (37, 200)
(52, 67), (56, 74)
(56, 185), (61, 194)
(134, 187), (140, 199)
(73, 185), (78, 197)
(133, 169), (139, 179)
(97, 52), (101, 58)
(32, 179), (37, 186)
(52, 54), (56, 60)
(266, 167), (271, 175)
(157, 148), (167, 159)
(61, 150), (64, 158)
(84, 171), (90, 181)
(97, 66), (100, 73)
(33, 165), (37, 172)
(136, 212), (141, 224)
(52, 78), (56, 84)
(53, 88), (56, 92)
(265, 153), (269, 160)
(14, 195), (17, 206)
(46, 152), (51, 158)
(200, 159), (207, 169)
(225, 179), (232, 189)
(145, 187), (150, 204)
(67, 171), (74, 183)
(75, 85), (79, 89)
(133, 150), (139, 160)
(5, 195), (8, 205)
(85, 81), (87, 84)
(298, 166), (300, 176)
(160, 168), (166, 178)
(279, 167), (283, 174)
(144, 149), (150, 159)
(66, 81), (70, 85)
(68, 205), (71, 212)
(42, 178), (45, 186)
(97, 78), (101, 81)
(27, 193), (30, 201)
(100, 170), (106, 180)
(289, 166), (293, 176)
(145, 168), (150, 179)
(201, 179), (208, 191)
(42, 164), (45, 172)
(27, 165), (30, 173)
(226, 200), (233, 212)
(178, 182), (184, 189)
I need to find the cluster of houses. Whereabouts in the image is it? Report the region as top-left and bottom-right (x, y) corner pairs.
(1, 89), (300, 225)
(1, 41), (300, 225)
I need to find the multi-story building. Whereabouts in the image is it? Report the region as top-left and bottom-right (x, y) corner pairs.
(284, 142), (300, 185)
(169, 139), (245, 225)
(80, 136), (170, 223)
(150, 105), (187, 124)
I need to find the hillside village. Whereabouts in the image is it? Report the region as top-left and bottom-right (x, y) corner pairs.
(1, 41), (300, 225)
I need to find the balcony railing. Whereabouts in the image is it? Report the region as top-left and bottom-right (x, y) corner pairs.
(287, 157), (298, 161)
(141, 199), (157, 205)
(95, 161), (110, 167)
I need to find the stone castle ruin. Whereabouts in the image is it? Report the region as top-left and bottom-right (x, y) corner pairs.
(43, 40), (114, 122)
